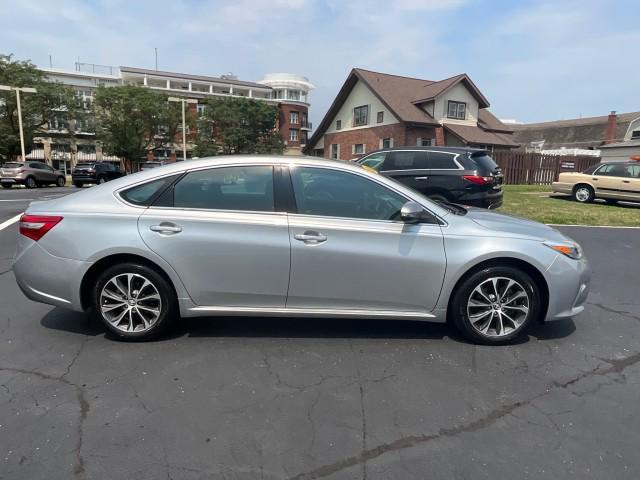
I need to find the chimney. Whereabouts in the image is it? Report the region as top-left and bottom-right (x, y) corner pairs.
(605, 110), (617, 144)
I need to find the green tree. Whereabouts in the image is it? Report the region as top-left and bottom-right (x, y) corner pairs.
(93, 85), (187, 168)
(193, 96), (284, 156)
(0, 54), (76, 160)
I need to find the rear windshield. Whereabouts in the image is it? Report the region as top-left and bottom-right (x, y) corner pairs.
(469, 153), (498, 171)
(76, 163), (95, 168)
(2, 163), (24, 168)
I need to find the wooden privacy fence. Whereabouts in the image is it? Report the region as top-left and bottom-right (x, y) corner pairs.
(491, 151), (601, 185)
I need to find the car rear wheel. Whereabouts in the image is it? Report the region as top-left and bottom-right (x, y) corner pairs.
(450, 265), (541, 345)
(25, 176), (37, 189)
(98, 176), (106, 184)
(573, 185), (594, 203)
(56, 176), (66, 187)
(92, 263), (177, 341)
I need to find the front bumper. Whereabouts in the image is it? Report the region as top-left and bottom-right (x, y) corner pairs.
(544, 253), (590, 321)
(13, 237), (90, 312)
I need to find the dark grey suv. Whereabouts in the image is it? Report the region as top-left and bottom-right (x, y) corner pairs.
(357, 147), (504, 209)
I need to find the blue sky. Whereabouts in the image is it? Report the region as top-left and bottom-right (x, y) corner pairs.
(1, 0), (638, 126)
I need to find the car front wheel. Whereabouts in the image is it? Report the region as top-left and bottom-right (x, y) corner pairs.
(56, 176), (66, 187)
(450, 265), (541, 345)
(92, 263), (177, 341)
(25, 177), (37, 189)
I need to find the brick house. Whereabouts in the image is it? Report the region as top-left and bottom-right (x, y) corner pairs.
(307, 68), (517, 160)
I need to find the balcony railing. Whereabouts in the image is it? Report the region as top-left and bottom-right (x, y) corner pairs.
(301, 121), (312, 130)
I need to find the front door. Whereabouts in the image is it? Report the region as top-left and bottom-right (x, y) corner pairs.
(138, 165), (290, 307)
(286, 165), (446, 312)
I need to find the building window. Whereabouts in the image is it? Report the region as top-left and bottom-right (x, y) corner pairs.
(447, 101), (466, 120)
(353, 105), (369, 126)
(382, 138), (392, 149)
(377, 111), (384, 123)
(336, 119), (342, 130)
(288, 90), (301, 101)
(331, 144), (339, 159)
(353, 144), (365, 155)
(289, 128), (299, 142)
(417, 138), (432, 147)
(290, 111), (299, 124)
(632, 130), (640, 139)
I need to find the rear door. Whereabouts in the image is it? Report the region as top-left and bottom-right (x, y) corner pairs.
(137, 164), (291, 308)
(622, 164), (640, 201)
(379, 150), (431, 193)
(591, 163), (627, 197)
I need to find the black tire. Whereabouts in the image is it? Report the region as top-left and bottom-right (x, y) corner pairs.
(450, 265), (541, 345)
(73, 181), (84, 188)
(573, 184), (594, 203)
(92, 263), (177, 341)
(1, 184), (12, 189)
(97, 176), (106, 185)
(56, 176), (66, 187)
(25, 176), (37, 189)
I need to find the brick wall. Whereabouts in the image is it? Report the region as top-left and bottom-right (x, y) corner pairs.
(323, 124), (438, 159)
(279, 103), (309, 149)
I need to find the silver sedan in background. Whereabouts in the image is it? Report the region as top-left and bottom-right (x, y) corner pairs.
(13, 156), (589, 344)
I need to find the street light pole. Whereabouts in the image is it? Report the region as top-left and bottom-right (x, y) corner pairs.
(168, 97), (197, 162)
(0, 85), (38, 161)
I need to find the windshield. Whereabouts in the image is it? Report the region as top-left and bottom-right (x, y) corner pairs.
(2, 163), (23, 169)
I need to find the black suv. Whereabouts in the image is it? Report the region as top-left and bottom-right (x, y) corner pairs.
(72, 162), (124, 187)
(357, 147), (504, 209)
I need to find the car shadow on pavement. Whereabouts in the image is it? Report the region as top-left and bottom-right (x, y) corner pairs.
(39, 308), (577, 345)
(551, 195), (640, 209)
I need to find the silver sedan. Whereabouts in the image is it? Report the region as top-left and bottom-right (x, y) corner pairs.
(13, 156), (589, 344)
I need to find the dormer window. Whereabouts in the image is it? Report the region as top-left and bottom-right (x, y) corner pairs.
(447, 101), (466, 120)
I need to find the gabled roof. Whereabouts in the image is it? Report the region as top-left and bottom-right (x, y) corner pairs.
(309, 68), (512, 149)
(444, 124), (519, 148)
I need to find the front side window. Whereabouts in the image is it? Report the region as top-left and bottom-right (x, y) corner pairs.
(290, 167), (406, 221)
(353, 105), (369, 126)
(173, 166), (274, 212)
(359, 153), (386, 171)
(596, 164), (626, 177)
(384, 151), (429, 170)
(447, 101), (466, 120)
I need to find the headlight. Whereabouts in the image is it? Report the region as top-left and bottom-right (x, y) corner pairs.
(544, 242), (583, 260)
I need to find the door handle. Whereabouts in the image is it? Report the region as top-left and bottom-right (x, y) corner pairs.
(622, 180), (631, 183)
(149, 223), (182, 234)
(414, 176), (429, 181)
(592, 178), (598, 181)
(294, 231), (327, 244)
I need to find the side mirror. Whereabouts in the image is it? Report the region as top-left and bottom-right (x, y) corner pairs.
(401, 201), (427, 223)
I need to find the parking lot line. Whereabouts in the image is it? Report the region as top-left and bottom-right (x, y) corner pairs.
(548, 223), (640, 229)
(0, 213), (22, 232)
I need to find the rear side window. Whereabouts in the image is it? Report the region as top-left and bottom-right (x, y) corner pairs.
(173, 166), (274, 212)
(427, 152), (458, 169)
(120, 175), (179, 206)
(383, 151), (428, 170)
(469, 153), (498, 172)
(596, 164), (627, 177)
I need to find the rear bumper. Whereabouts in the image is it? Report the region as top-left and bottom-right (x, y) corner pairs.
(71, 175), (98, 183)
(1, 177), (26, 185)
(459, 189), (503, 209)
(551, 182), (574, 195)
(544, 254), (590, 321)
(13, 237), (89, 312)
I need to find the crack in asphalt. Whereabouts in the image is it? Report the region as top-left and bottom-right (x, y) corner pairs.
(0, 338), (91, 479)
(588, 302), (640, 322)
(286, 350), (640, 480)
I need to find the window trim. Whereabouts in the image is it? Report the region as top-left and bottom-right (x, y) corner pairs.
(335, 119), (342, 130)
(371, 149), (464, 172)
(376, 111), (384, 123)
(353, 105), (369, 127)
(447, 100), (467, 120)
(285, 164), (443, 225)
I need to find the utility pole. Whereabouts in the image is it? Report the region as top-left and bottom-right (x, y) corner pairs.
(0, 85), (38, 161)
(168, 97), (197, 161)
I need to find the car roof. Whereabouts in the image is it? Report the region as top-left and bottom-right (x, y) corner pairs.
(362, 146), (488, 156)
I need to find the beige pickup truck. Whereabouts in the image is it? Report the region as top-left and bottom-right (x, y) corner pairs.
(552, 161), (640, 204)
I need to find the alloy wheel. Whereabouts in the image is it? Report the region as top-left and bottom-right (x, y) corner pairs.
(466, 276), (530, 338)
(99, 273), (162, 333)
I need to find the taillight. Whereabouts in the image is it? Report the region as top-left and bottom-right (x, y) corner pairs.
(463, 175), (494, 185)
(19, 215), (63, 241)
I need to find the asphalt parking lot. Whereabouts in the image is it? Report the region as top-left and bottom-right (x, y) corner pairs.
(1, 186), (640, 480)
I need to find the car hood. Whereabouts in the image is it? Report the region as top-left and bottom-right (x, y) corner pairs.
(465, 208), (572, 243)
